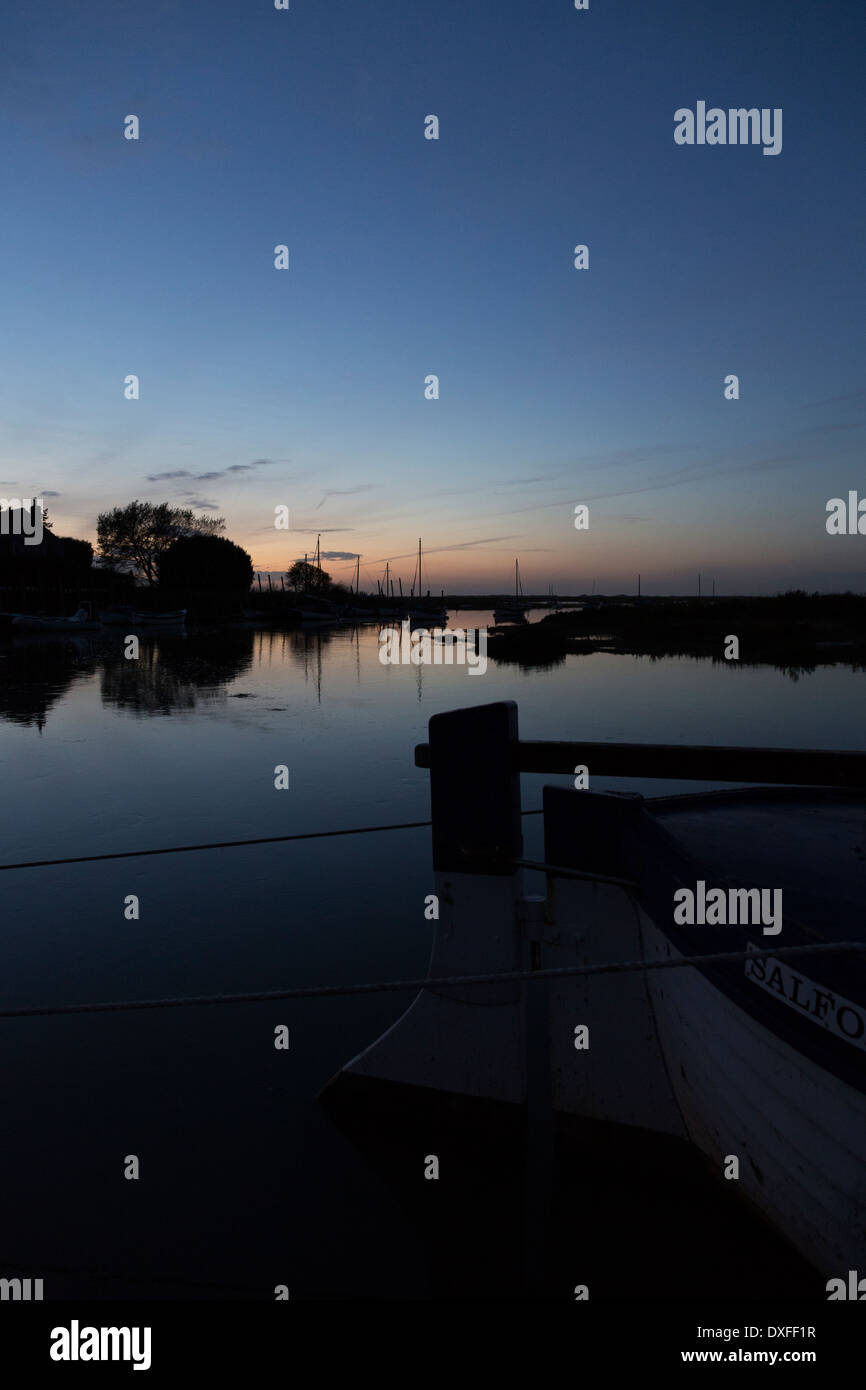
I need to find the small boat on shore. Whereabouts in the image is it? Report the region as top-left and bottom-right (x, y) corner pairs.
(2, 606), (101, 633)
(98, 607), (186, 628)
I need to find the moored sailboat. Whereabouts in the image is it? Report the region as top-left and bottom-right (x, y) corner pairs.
(405, 539), (448, 626)
(493, 560), (528, 624)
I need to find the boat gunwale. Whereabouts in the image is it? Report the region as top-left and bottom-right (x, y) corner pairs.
(554, 787), (866, 1099)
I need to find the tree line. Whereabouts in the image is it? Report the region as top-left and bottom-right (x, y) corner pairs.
(1, 500), (345, 596)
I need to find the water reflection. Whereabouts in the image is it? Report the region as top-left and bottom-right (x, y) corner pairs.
(0, 637), (95, 730)
(100, 632), (256, 716)
(0, 624), (375, 727)
(1, 615), (865, 737)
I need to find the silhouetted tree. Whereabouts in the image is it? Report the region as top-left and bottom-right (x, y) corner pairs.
(157, 534), (253, 592)
(287, 559), (331, 593)
(96, 501), (225, 585)
(0, 503), (91, 582)
(50, 537), (93, 575)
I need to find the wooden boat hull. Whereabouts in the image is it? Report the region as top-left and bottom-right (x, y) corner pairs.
(543, 785), (866, 1276)
(643, 917), (866, 1277)
(330, 772), (866, 1276)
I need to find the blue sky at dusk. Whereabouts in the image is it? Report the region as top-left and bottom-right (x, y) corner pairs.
(1, 0), (864, 593)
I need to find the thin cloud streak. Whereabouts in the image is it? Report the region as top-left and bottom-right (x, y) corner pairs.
(363, 534), (523, 566)
(465, 455), (801, 525)
(314, 485), (379, 510)
(145, 460), (276, 483)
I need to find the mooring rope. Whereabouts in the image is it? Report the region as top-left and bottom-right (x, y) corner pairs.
(0, 940), (860, 1020)
(0, 819), (434, 873)
(515, 858), (638, 889)
(0, 809), (548, 873)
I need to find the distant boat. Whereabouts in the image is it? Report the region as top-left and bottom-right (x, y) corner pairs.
(408, 608), (448, 628)
(341, 607), (379, 623)
(99, 606), (186, 628)
(297, 615), (340, 628)
(406, 540), (448, 626)
(133, 609), (186, 628)
(5, 605), (101, 633)
(493, 560), (528, 624)
(281, 596), (341, 627)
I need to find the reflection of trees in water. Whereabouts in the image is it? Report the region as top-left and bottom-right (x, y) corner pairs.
(0, 637), (97, 730)
(99, 631), (256, 714)
(0, 628), (276, 729)
(491, 639), (866, 683)
(631, 651), (866, 684)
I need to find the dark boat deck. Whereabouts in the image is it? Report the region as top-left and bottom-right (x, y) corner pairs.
(648, 787), (866, 945)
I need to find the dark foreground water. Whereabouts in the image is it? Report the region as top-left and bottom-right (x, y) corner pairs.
(0, 619), (862, 1299)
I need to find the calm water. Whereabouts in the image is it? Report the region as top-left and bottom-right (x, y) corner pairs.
(0, 620), (862, 1298)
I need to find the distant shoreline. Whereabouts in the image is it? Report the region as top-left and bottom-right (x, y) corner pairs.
(485, 594), (866, 670)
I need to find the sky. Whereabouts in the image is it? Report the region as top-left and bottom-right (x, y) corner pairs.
(0, 0), (864, 594)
